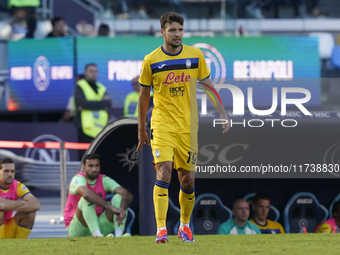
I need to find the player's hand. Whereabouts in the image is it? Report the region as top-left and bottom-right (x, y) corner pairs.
(220, 111), (230, 134)
(115, 208), (126, 226)
(137, 130), (150, 151)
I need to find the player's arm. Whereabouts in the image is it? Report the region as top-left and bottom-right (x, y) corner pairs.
(0, 197), (25, 211)
(217, 222), (229, 235)
(199, 78), (230, 133)
(197, 49), (230, 133)
(14, 193), (40, 213)
(77, 186), (122, 215)
(113, 186), (133, 211)
(137, 86), (151, 151)
(137, 59), (152, 151)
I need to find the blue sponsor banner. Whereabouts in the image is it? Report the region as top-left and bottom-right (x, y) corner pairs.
(8, 38), (75, 111)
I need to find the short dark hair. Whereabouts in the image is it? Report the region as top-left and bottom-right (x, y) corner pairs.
(253, 193), (271, 205)
(82, 154), (100, 165)
(51, 16), (64, 27)
(85, 63), (97, 71)
(0, 157), (14, 170)
(160, 12), (184, 29)
(332, 200), (340, 215)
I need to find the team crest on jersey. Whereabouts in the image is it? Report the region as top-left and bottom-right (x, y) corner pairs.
(186, 59), (191, 69)
(155, 150), (160, 158)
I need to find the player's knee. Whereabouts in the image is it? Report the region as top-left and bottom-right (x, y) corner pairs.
(78, 197), (91, 209)
(79, 196), (90, 204)
(111, 194), (122, 207)
(181, 178), (194, 190)
(27, 211), (36, 221)
(156, 165), (172, 182)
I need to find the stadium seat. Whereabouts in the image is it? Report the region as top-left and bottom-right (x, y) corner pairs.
(125, 207), (135, 235)
(331, 46), (340, 70)
(329, 193), (340, 218)
(243, 193), (280, 222)
(284, 192), (328, 233)
(105, 194), (135, 235)
(308, 32), (335, 59)
(181, 193), (232, 235)
(167, 198), (180, 235)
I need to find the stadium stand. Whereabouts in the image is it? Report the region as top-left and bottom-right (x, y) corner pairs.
(308, 32), (335, 60)
(0, 149), (78, 190)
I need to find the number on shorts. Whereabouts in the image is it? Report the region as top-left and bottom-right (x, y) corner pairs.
(187, 152), (197, 164)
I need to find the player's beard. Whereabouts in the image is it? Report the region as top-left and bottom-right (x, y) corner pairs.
(86, 171), (99, 180)
(166, 36), (182, 49)
(5, 177), (13, 184)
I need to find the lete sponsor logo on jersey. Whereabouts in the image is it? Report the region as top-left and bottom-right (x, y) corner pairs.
(162, 72), (191, 85)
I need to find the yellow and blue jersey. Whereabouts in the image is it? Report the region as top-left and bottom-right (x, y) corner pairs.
(250, 219), (285, 234)
(139, 44), (210, 133)
(0, 181), (31, 200)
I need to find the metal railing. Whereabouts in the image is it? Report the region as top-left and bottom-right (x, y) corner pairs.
(73, 0), (104, 17)
(36, 0), (53, 19)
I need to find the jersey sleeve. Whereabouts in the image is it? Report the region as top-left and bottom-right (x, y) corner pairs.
(217, 221), (230, 235)
(17, 182), (31, 198)
(278, 223), (285, 234)
(69, 175), (87, 195)
(103, 176), (121, 193)
(138, 58), (152, 87)
(254, 224), (262, 234)
(198, 50), (211, 80)
(316, 222), (332, 233)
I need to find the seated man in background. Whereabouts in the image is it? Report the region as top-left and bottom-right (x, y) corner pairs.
(64, 154), (133, 237)
(249, 193), (285, 234)
(218, 199), (261, 235)
(316, 199), (340, 233)
(0, 158), (40, 239)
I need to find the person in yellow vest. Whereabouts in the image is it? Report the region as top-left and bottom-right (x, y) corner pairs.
(74, 63), (111, 146)
(8, 0), (40, 38)
(124, 76), (153, 117)
(124, 77), (140, 117)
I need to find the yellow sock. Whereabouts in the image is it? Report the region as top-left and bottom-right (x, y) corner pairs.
(5, 218), (18, 238)
(15, 226), (32, 239)
(0, 224), (4, 239)
(179, 186), (195, 224)
(153, 181), (169, 229)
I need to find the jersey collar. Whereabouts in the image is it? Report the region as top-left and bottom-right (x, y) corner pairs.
(254, 218), (268, 227)
(161, 44), (182, 56)
(0, 183), (10, 190)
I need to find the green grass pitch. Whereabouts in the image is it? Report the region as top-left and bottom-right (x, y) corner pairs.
(2, 235), (340, 255)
